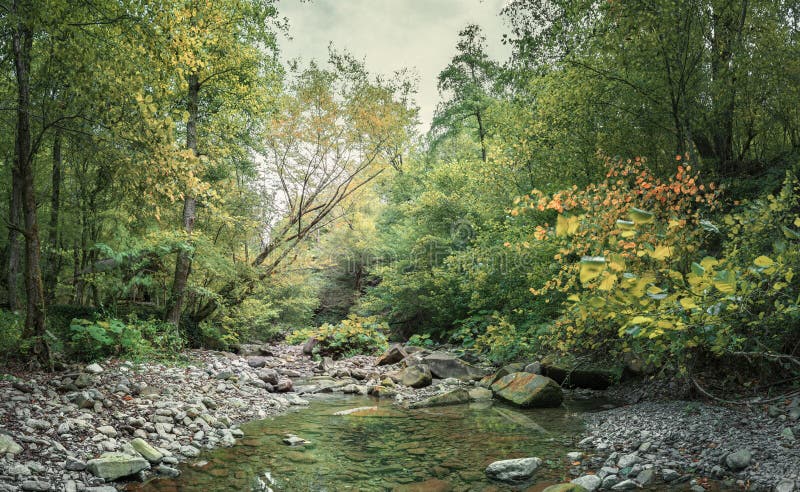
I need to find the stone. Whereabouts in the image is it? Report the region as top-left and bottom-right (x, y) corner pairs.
(0, 434), (23, 454)
(180, 445), (201, 457)
(407, 389), (471, 409)
(157, 464), (181, 478)
(74, 373), (93, 388)
(422, 352), (485, 380)
(490, 372), (563, 408)
(302, 337), (319, 355)
(86, 452), (150, 480)
(130, 438), (164, 463)
(616, 452), (639, 469)
(602, 475), (621, 489)
(571, 474), (601, 491)
(524, 362), (542, 374)
(392, 478), (452, 492)
(375, 344), (408, 366)
(635, 468), (655, 485)
(85, 363), (104, 374)
(789, 407), (800, 421)
(781, 427), (795, 442)
(283, 435), (310, 446)
(611, 479), (638, 490)
(662, 469), (680, 482)
(724, 449), (752, 471)
(275, 378), (293, 392)
(20, 481), (50, 492)
(97, 425), (117, 437)
(65, 456), (87, 471)
(542, 485), (587, 492)
(247, 356), (268, 368)
(399, 364), (432, 388)
(9, 463), (31, 476)
(257, 368), (280, 385)
(541, 356), (622, 389)
(566, 451), (583, 461)
(485, 457), (542, 483)
(468, 387), (493, 401)
(774, 478), (796, 492)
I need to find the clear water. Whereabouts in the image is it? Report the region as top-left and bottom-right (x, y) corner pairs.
(128, 394), (615, 492)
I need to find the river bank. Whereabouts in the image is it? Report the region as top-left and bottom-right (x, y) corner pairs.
(0, 345), (797, 491)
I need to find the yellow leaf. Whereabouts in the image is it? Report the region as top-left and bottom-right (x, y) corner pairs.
(754, 256), (774, 268)
(567, 294), (581, 302)
(680, 297), (698, 310)
(598, 273), (618, 291)
(649, 245), (672, 261)
(579, 256), (606, 283)
(629, 316), (653, 325)
(700, 256), (719, 270)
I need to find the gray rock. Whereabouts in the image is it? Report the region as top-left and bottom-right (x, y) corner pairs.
(157, 464), (181, 478)
(180, 445), (201, 457)
(775, 478), (796, 492)
(406, 389), (471, 409)
(725, 449), (752, 470)
(86, 452), (150, 480)
(257, 368), (279, 385)
(0, 434), (22, 454)
(485, 457), (542, 483)
(85, 363), (104, 374)
(566, 451), (583, 461)
(662, 469), (680, 482)
(571, 474), (601, 491)
(65, 456), (87, 471)
(375, 344), (408, 366)
(468, 387), (493, 401)
(9, 463), (31, 476)
(422, 352), (485, 380)
(130, 438), (164, 463)
(602, 475), (621, 489)
(611, 479), (638, 490)
(97, 425), (117, 437)
(283, 435), (310, 446)
(74, 373), (93, 388)
(781, 427), (795, 442)
(20, 481), (50, 492)
(617, 452), (639, 468)
(635, 468), (655, 485)
(399, 364), (432, 388)
(524, 362), (542, 374)
(247, 356), (268, 368)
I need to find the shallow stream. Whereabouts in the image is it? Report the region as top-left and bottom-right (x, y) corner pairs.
(129, 394), (616, 491)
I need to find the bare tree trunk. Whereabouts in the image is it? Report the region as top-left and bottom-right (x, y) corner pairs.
(44, 129), (62, 302)
(13, 1), (49, 362)
(7, 165), (22, 311)
(164, 73), (200, 325)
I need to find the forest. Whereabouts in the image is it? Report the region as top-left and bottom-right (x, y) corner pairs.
(2, 0), (800, 388)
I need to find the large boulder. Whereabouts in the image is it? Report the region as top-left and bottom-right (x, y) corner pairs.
(421, 352), (485, 380)
(407, 389), (470, 409)
(543, 484), (588, 492)
(375, 344), (408, 366)
(485, 457), (542, 483)
(86, 452), (150, 480)
(478, 363), (526, 387)
(490, 372), (563, 408)
(399, 364), (432, 388)
(541, 357), (622, 389)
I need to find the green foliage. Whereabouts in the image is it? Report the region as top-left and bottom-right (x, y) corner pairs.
(472, 313), (535, 363)
(286, 315), (389, 359)
(68, 315), (184, 362)
(406, 333), (434, 349)
(0, 311), (23, 362)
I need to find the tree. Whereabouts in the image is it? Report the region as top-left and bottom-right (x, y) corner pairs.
(431, 24), (499, 162)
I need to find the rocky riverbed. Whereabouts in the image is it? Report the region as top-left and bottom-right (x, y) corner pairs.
(0, 344), (798, 491)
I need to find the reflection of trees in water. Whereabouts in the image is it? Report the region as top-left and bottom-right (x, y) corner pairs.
(134, 397), (593, 491)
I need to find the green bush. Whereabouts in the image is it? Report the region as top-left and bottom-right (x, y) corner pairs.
(68, 315), (185, 361)
(286, 315), (389, 358)
(0, 310), (23, 362)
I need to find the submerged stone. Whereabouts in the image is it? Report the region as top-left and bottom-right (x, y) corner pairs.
(406, 389), (471, 409)
(485, 457), (542, 483)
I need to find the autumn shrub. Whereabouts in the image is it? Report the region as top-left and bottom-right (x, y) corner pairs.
(68, 315), (185, 361)
(513, 157), (800, 372)
(285, 314), (389, 358)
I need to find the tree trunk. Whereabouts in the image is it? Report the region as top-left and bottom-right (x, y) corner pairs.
(13, 2), (49, 362)
(44, 129), (62, 302)
(164, 73), (200, 325)
(7, 164), (22, 311)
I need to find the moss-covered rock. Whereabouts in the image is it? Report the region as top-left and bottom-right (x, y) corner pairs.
(86, 452), (150, 480)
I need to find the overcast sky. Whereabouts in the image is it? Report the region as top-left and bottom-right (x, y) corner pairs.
(276, 0), (511, 130)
